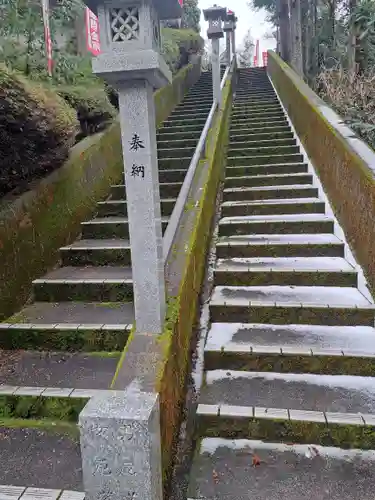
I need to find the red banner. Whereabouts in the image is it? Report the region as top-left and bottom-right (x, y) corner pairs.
(41, 0), (53, 76)
(262, 51), (268, 67)
(178, 0), (183, 5)
(86, 8), (101, 56)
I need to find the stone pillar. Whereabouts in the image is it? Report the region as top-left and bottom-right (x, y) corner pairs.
(225, 31), (231, 66)
(223, 11), (234, 67)
(211, 37), (221, 104)
(203, 5), (226, 105)
(118, 81), (165, 333)
(82, 0), (182, 334)
(80, 388), (162, 500)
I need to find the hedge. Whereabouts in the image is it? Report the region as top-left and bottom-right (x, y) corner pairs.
(0, 64), (78, 197)
(268, 50), (375, 295)
(0, 59), (202, 321)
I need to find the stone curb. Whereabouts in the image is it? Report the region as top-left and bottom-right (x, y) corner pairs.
(0, 385), (110, 399)
(197, 403), (375, 426)
(0, 486), (84, 500)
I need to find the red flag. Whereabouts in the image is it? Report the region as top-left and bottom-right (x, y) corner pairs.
(41, 0), (53, 75)
(178, 0), (183, 5)
(255, 39), (260, 67)
(86, 8), (101, 56)
(262, 51), (268, 67)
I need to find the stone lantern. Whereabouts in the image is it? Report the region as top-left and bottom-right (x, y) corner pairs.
(223, 9), (235, 66)
(203, 4), (226, 105)
(83, 0), (182, 335)
(231, 12), (238, 59)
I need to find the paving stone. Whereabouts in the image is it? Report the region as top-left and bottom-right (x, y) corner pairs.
(201, 370), (375, 414)
(0, 352), (119, 389)
(188, 438), (375, 500)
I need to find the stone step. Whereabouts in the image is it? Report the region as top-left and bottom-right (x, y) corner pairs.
(234, 97), (279, 105)
(0, 427), (82, 489)
(218, 214), (334, 237)
(236, 90), (276, 98)
(111, 181), (182, 198)
(230, 126), (292, 138)
(232, 103), (282, 113)
(224, 173), (312, 189)
(158, 156), (193, 170)
(157, 129), (202, 142)
(33, 266), (134, 302)
(170, 109), (209, 120)
(81, 216), (169, 239)
(163, 116), (207, 128)
(0, 486), (84, 500)
(188, 438), (375, 500)
(175, 102), (213, 112)
(216, 233), (345, 259)
(60, 239), (131, 266)
(158, 168), (188, 183)
(231, 115), (288, 126)
(0, 301), (133, 350)
(157, 146), (196, 159)
(214, 256), (357, 287)
(179, 96), (213, 105)
(205, 322), (375, 374)
(230, 120), (289, 131)
(97, 198), (176, 216)
(227, 153), (304, 166)
(229, 138), (297, 150)
(158, 123), (204, 134)
(0, 352), (119, 389)
(206, 322), (375, 355)
(232, 109), (284, 119)
(200, 369), (375, 420)
(225, 162), (308, 177)
(223, 184), (318, 202)
(209, 285), (374, 325)
(157, 137), (198, 149)
(221, 198), (324, 217)
(227, 145), (300, 158)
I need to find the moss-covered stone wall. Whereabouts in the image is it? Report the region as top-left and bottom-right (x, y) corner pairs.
(0, 60), (202, 320)
(268, 51), (375, 296)
(157, 71), (233, 494)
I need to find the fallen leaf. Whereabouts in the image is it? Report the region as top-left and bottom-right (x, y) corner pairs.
(212, 469), (219, 484)
(252, 454), (262, 467)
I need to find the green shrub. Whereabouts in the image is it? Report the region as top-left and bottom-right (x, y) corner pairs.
(56, 84), (117, 138)
(162, 28), (204, 73)
(0, 64), (78, 196)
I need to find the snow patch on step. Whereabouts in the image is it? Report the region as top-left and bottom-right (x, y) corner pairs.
(205, 370), (375, 395)
(199, 437), (375, 461)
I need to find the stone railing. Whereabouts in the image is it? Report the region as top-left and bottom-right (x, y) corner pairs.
(268, 50), (375, 296)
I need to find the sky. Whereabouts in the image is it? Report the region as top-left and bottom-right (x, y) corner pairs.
(198, 0), (276, 56)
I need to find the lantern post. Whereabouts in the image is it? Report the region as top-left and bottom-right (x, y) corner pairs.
(82, 0), (182, 335)
(224, 9), (235, 66)
(203, 4), (226, 105)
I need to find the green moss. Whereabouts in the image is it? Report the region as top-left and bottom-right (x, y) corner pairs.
(199, 414), (375, 450)
(0, 395), (88, 422)
(0, 325), (129, 352)
(205, 351), (375, 376)
(0, 417), (79, 438)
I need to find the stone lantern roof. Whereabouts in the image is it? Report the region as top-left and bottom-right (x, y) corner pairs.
(84, 0), (182, 20)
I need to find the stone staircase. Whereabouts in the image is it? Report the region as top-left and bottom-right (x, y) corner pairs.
(187, 68), (375, 499)
(0, 69), (223, 489)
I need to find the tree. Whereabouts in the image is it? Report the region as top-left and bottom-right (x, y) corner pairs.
(181, 0), (200, 32)
(238, 29), (255, 67)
